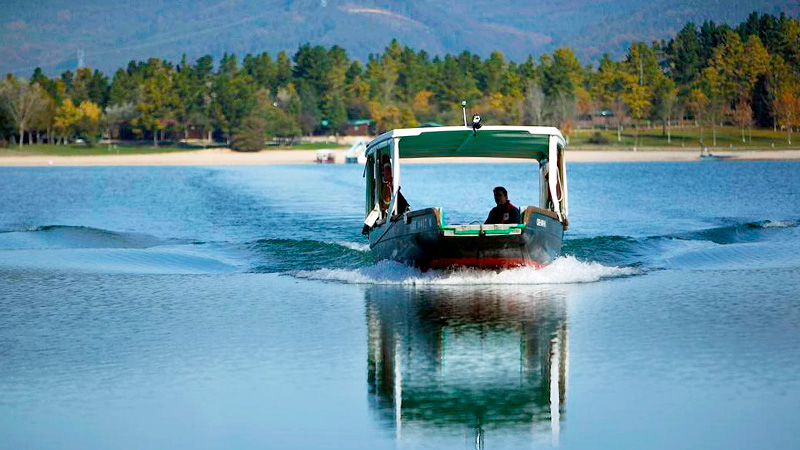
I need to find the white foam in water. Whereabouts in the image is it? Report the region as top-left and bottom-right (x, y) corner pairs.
(759, 220), (798, 229)
(334, 241), (370, 252)
(293, 255), (639, 285)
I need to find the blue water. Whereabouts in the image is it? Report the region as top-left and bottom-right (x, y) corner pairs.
(1, 162), (799, 449)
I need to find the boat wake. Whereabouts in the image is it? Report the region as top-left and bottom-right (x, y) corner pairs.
(292, 255), (639, 285)
(248, 238), (372, 272)
(5, 219), (794, 276)
(0, 225), (163, 250)
(565, 218), (800, 271)
(288, 218), (799, 283)
(0, 247), (237, 274)
(0, 225), (234, 274)
(334, 240), (371, 252)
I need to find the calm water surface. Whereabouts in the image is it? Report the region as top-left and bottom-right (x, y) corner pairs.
(1, 161), (799, 449)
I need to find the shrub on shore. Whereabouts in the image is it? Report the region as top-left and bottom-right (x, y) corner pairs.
(232, 116), (267, 152)
(587, 132), (611, 145)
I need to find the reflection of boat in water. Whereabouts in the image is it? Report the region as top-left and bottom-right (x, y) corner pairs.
(366, 286), (568, 447)
(315, 149), (335, 163)
(362, 125), (569, 270)
(344, 139), (368, 164)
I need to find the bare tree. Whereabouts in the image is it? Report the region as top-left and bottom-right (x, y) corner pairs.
(733, 101), (753, 144)
(609, 97), (628, 142)
(102, 103), (135, 149)
(545, 92), (575, 129)
(30, 93), (55, 144)
(523, 83), (545, 125)
(0, 77), (48, 148)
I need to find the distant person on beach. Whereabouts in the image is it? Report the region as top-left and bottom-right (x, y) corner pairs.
(485, 186), (520, 224)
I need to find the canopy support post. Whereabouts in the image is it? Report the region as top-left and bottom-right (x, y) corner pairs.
(388, 137), (401, 217)
(548, 135), (563, 222)
(559, 144), (569, 228)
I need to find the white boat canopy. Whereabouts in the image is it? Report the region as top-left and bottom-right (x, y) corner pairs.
(365, 126), (566, 160)
(363, 125), (569, 228)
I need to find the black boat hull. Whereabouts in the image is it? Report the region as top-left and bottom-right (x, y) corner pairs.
(368, 207), (563, 270)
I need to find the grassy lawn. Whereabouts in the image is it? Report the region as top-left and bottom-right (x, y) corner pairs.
(1, 141), (349, 156)
(267, 142), (349, 150)
(5, 129), (793, 156)
(570, 126), (798, 149)
(0, 143), (204, 156)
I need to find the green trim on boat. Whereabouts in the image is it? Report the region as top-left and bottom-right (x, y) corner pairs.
(441, 225), (527, 235)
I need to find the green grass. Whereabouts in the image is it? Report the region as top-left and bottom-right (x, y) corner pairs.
(1, 141), (349, 156)
(0, 143), (202, 156)
(9, 128), (792, 156)
(267, 142), (349, 150)
(570, 126), (798, 150)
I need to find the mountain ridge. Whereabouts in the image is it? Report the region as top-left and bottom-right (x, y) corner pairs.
(2, 0), (796, 76)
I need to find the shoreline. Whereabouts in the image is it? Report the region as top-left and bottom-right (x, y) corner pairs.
(2, 147), (800, 167)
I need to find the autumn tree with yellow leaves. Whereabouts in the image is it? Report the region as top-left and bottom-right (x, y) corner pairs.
(707, 31), (770, 142)
(773, 84), (799, 144)
(53, 98), (102, 145)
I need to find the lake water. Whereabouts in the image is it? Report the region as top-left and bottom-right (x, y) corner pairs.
(1, 161), (799, 449)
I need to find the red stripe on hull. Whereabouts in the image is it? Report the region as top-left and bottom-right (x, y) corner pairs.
(427, 257), (546, 270)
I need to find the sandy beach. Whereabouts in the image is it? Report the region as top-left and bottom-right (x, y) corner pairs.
(1, 147), (800, 166)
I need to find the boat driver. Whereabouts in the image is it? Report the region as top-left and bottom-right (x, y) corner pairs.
(485, 186), (520, 224)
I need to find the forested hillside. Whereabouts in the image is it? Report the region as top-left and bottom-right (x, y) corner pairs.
(1, 0), (795, 76)
(1, 12), (799, 150)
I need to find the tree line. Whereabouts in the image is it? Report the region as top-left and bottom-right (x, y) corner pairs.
(1, 11), (799, 150)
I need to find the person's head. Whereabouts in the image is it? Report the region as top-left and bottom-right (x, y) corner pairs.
(493, 186), (508, 205)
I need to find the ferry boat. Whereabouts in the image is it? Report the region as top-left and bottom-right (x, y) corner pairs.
(362, 121), (569, 270)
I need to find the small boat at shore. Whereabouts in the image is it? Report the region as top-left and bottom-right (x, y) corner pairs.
(698, 144), (732, 161)
(315, 149), (335, 163)
(362, 124), (569, 270)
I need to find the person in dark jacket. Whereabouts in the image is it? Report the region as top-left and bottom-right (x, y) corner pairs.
(485, 186), (520, 224)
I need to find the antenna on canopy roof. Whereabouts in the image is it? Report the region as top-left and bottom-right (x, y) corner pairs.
(461, 100), (467, 127)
